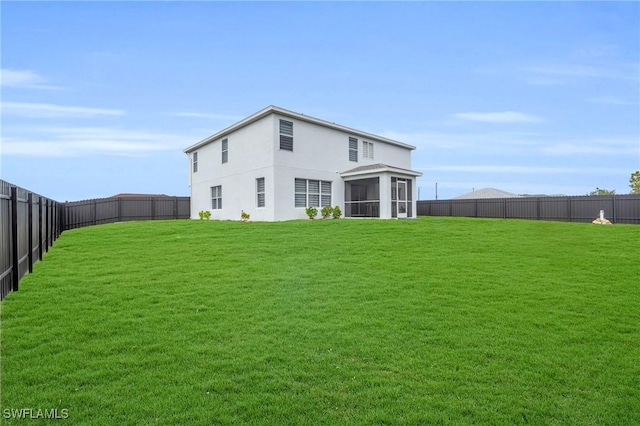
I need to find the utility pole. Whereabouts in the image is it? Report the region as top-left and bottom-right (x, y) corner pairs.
(435, 182), (438, 200)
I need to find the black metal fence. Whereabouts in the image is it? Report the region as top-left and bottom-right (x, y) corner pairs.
(64, 196), (190, 230)
(1, 180), (191, 300)
(1, 180), (63, 300)
(417, 195), (640, 224)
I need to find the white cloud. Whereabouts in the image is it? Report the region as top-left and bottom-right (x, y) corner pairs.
(425, 165), (627, 174)
(1, 127), (190, 157)
(381, 130), (543, 152)
(383, 129), (637, 159)
(523, 62), (638, 85)
(525, 65), (607, 78)
(585, 96), (639, 106)
(1, 102), (124, 118)
(452, 111), (543, 123)
(0, 69), (61, 90)
(542, 139), (639, 156)
(173, 112), (243, 121)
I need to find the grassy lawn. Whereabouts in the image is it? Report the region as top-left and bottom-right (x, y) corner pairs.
(1, 217), (638, 425)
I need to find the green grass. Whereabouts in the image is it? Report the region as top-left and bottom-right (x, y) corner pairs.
(1, 217), (639, 425)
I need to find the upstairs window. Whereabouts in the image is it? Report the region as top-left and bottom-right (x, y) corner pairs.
(349, 137), (358, 162)
(256, 177), (265, 208)
(192, 152), (198, 172)
(363, 141), (374, 159)
(222, 138), (228, 164)
(280, 119), (293, 151)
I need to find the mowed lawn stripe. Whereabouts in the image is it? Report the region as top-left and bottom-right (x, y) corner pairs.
(1, 218), (638, 424)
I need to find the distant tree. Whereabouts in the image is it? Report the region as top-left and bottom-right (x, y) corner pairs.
(588, 187), (616, 196)
(629, 171), (640, 194)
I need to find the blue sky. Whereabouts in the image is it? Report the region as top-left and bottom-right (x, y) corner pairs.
(1, 1), (638, 201)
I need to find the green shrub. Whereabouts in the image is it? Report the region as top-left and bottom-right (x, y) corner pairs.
(198, 210), (211, 220)
(241, 210), (250, 222)
(305, 206), (318, 219)
(332, 205), (342, 219)
(320, 206), (334, 219)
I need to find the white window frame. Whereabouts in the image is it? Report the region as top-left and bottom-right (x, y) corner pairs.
(211, 185), (222, 210)
(222, 139), (228, 164)
(295, 178), (332, 208)
(192, 152), (198, 173)
(256, 177), (265, 208)
(363, 141), (374, 159)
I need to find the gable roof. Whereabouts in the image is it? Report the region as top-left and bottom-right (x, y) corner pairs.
(452, 188), (521, 199)
(341, 163), (422, 177)
(184, 105), (416, 153)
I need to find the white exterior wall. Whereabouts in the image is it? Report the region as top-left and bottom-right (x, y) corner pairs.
(272, 113), (412, 172)
(189, 115), (275, 221)
(269, 113), (412, 221)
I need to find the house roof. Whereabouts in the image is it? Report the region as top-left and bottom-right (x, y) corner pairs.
(341, 163), (422, 178)
(111, 193), (170, 198)
(452, 188), (521, 199)
(184, 105), (416, 153)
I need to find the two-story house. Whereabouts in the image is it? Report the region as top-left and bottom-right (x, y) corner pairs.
(184, 105), (422, 221)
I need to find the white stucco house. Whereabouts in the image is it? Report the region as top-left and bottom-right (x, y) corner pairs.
(184, 105), (422, 221)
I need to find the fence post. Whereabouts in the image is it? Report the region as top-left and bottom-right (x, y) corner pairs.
(61, 202), (66, 232)
(53, 202), (59, 238)
(10, 186), (19, 291)
(118, 198), (122, 222)
(28, 193), (33, 274)
(568, 197), (572, 222)
(93, 199), (97, 226)
(45, 199), (50, 252)
(38, 197), (43, 261)
(152, 198), (156, 220)
(173, 197), (178, 219)
(612, 196), (616, 223)
(536, 197), (541, 221)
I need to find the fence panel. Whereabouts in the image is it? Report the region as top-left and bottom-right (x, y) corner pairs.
(31, 195), (41, 270)
(0, 180), (63, 300)
(63, 196), (190, 230)
(426, 200), (452, 216)
(571, 197), (614, 223)
(477, 199), (506, 218)
(120, 198), (153, 221)
(0, 181), (12, 299)
(616, 195), (640, 223)
(418, 195), (640, 224)
(537, 197), (568, 222)
(95, 199), (119, 225)
(506, 197), (538, 220)
(451, 200), (476, 217)
(16, 188), (30, 283)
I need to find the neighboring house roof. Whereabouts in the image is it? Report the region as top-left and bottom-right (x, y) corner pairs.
(184, 105), (416, 153)
(341, 163), (422, 177)
(453, 188), (521, 199)
(111, 193), (170, 198)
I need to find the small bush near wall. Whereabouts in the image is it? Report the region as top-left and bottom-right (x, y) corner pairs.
(305, 207), (318, 219)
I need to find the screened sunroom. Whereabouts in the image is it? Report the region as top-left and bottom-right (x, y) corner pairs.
(341, 164), (422, 219)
